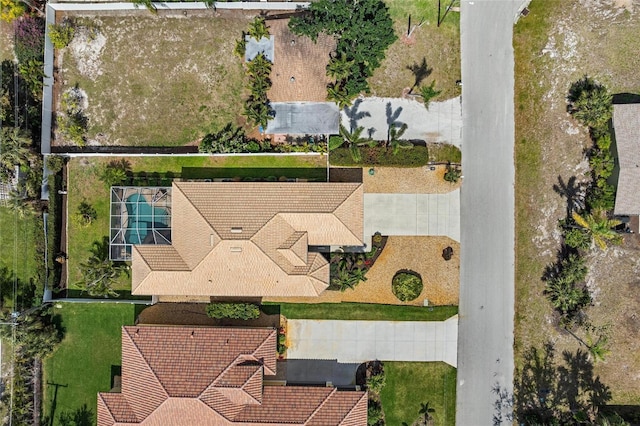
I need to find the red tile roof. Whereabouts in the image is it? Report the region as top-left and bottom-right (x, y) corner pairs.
(98, 326), (366, 426)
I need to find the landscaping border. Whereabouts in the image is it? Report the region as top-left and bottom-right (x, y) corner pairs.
(40, 1), (311, 155)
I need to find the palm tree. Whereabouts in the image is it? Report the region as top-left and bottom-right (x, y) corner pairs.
(571, 210), (622, 250)
(247, 17), (269, 40)
(338, 124), (374, 162)
(387, 123), (412, 155)
(77, 238), (128, 297)
(5, 190), (32, 218)
(0, 128), (32, 182)
(567, 76), (612, 128)
(545, 277), (590, 315)
(419, 402), (436, 426)
(327, 83), (352, 109)
(419, 81), (442, 110)
(327, 53), (354, 81)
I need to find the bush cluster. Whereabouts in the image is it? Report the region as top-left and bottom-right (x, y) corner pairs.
(199, 123), (262, 154)
(48, 22), (76, 49)
(206, 303), (261, 320)
(289, 0), (396, 106)
(244, 53), (273, 129)
(392, 271), (423, 302)
(14, 16), (45, 99)
(58, 87), (88, 146)
(330, 145), (429, 167)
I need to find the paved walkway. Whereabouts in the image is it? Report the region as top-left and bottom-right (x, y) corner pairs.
(364, 190), (460, 244)
(456, 0), (528, 424)
(286, 317), (458, 368)
(341, 97), (462, 148)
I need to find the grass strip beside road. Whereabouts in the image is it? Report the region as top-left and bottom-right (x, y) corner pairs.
(264, 302), (457, 321)
(381, 361), (456, 426)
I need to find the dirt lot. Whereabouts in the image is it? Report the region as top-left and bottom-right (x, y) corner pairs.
(363, 165), (461, 194)
(515, 0), (640, 404)
(55, 10), (252, 147)
(369, 0), (461, 100)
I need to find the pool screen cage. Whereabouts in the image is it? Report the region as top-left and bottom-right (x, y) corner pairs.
(110, 187), (172, 261)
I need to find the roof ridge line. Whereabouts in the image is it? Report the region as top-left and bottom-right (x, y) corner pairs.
(252, 329), (278, 376)
(304, 387), (338, 425)
(239, 366), (263, 406)
(333, 185), (364, 245)
(122, 327), (170, 402)
(173, 182), (222, 244)
(336, 392), (368, 425)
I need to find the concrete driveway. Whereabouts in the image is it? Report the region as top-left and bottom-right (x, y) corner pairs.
(364, 190), (460, 244)
(341, 97), (462, 147)
(286, 317), (458, 368)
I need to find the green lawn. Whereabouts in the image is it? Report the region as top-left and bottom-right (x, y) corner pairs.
(0, 207), (40, 309)
(370, 0), (460, 100)
(380, 362), (456, 426)
(66, 155), (327, 290)
(42, 303), (144, 425)
(263, 302), (457, 321)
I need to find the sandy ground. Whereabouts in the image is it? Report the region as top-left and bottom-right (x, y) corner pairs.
(341, 97), (462, 147)
(266, 236), (459, 306)
(363, 165), (462, 194)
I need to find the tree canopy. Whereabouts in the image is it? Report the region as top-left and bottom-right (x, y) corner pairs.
(289, 0), (396, 104)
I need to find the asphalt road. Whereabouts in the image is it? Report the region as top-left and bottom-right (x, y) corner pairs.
(456, 1), (527, 424)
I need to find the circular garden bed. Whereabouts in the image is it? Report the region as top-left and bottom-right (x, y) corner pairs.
(392, 270), (423, 302)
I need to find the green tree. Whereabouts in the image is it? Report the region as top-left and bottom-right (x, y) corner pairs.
(0, 305), (62, 359)
(571, 210), (622, 250)
(77, 238), (128, 297)
(419, 80), (442, 110)
(564, 228), (591, 250)
(327, 52), (355, 81)
(5, 189), (32, 218)
(75, 201), (97, 226)
(100, 159), (130, 187)
(0, 127), (32, 182)
(567, 76), (612, 129)
(419, 402), (436, 426)
(247, 16), (269, 40)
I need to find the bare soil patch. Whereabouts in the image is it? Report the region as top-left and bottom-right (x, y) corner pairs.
(515, 0), (640, 403)
(55, 10), (252, 147)
(266, 236), (459, 306)
(363, 165), (461, 194)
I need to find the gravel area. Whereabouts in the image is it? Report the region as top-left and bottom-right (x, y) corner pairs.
(266, 236), (459, 306)
(363, 165), (462, 194)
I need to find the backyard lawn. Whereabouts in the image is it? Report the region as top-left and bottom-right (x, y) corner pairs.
(380, 362), (456, 426)
(369, 0), (460, 100)
(66, 155), (327, 292)
(263, 302), (457, 321)
(42, 303), (145, 425)
(55, 11), (251, 147)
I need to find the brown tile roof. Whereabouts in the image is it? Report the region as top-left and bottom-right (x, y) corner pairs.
(132, 182), (363, 297)
(97, 325), (366, 426)
(613, 104), (640, 215)
(267, 18), (336, 102)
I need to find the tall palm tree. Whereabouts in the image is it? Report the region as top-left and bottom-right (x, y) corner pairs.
(571, 210), (622, 250)
(387, 123), (412, 155)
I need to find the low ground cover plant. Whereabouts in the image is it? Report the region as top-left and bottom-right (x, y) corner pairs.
(206, 302), (260, 320)
(330, 145), (429, 167)
(392, 270), (423, 302)
(48, 21), (75, 49)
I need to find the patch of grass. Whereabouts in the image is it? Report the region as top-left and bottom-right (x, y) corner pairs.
(330, 145), (429, 167)
(58, 14), (251, 147)
(369, 0), (460, 99)
(42, 303), (144, 425)
(263, 302), (457, 321)
(66, 155), (328, 288)
(0, 208), (40, 308)
(428, 143), (461, 163)
(380, 362), (456, 426)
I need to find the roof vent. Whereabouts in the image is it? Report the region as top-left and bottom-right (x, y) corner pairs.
(231, 227), (243, 234)
(230, 247), (243, 253)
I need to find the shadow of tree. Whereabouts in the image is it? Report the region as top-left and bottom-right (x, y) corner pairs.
(513, 342), (612, 425)
(342, 98), (371, 132)
(57, 404), (94, 426)
(552, 175), (586, 217)
(406, 58), (432, 93)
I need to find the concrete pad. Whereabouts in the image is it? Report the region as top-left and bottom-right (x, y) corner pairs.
(341, 97), (462, 147)
(287, 318), (458, 367)
(364, 190), (460, 242)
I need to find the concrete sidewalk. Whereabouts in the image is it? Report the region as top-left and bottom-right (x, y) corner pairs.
(286, 316), (458, 367)
(341, 97), (462, 148)
(364, 190), (460, 243)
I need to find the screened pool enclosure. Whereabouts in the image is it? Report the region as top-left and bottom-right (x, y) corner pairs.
(110, 187), (172, 261)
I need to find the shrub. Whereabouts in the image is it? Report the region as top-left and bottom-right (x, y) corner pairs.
(1, 0), (25, 22)
(330, 146), (429, 167)
(48, 23), (75, 49)
(206, 303), (261, 320)
(199, 123), (264, 153)
(277, 333), (287, 355)
(564, 228), (591, 250)
(100, 159), (130, 187)
(13, 16), (44, 62)
(420, 80), (442, 110)
(46, 155), (65, 173)
(366, 371), (386, 394)
(74, 201), (97, 227)
(59, 87), (88, 145)
(243, 53), (273, 128)
(567, 76), (612, 128)
(444, 163), (462, 183)
(392, 271), (423, 302)
(367, 400), (384, 426)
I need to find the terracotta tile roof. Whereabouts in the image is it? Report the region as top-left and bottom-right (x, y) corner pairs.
(132, 182), (363, 297)
(97, 325), (366, 426)
(613, 104), (640, 215)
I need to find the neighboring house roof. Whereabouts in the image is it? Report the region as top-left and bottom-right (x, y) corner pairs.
(613, 104), (640, 215)
(265, 102), (340, 135)
(97, 326), (367, 426)
(132, 182), (363, 297)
